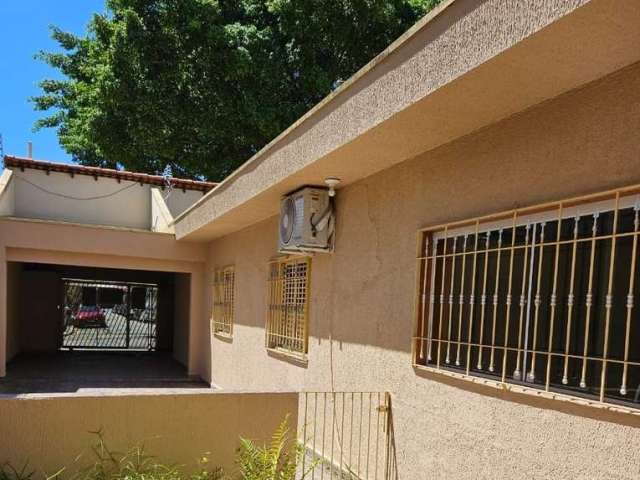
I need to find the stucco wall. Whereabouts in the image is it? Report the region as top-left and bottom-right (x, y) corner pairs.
(12, 169), (153, 229)
(0, 169), (15, 217)
(165, 188), (204, 218)
(8, 168), (203, 230)
(5, 262), (21, 361)
(0, 392), (298, 478)
(205, 63), (640, 478)
(151, 188), (175, 233)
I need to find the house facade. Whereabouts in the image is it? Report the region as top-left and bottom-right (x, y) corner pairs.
(2, 0), (640, 478)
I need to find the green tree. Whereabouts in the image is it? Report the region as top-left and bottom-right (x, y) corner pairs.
(33, 0), (441, 180)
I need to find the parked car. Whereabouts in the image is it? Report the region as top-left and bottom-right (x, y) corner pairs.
(72, 305), (107, 328)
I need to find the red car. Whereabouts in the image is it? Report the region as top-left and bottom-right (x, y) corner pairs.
(73, 306), (107, 328)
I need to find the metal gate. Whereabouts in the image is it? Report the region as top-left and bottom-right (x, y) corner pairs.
(60, 279), (159, 350)
(298, 392), (395, 480)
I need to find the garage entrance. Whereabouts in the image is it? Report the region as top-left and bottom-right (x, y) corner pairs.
(61, 279), (159, 350)
(1, 262), (205, 393)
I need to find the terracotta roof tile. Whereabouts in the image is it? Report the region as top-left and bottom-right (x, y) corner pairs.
(3, 156), (217, 192)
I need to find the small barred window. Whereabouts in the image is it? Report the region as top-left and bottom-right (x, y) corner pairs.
(212, 266), (235, 337)
(414, 186), (640, 410)
(266, 256), (311, 356)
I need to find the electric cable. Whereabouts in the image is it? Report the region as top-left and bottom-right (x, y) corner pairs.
(16, 175), (138, 200)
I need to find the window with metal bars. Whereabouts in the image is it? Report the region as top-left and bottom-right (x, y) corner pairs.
(212, 266), (235, 337)
(266, 256), (311, 356)
(414, 186), (640, 410)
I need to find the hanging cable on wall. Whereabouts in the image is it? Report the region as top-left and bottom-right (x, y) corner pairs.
(15, 175), (138, 201)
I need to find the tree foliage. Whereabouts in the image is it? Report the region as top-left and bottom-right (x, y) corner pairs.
(33, 0), (441, 180)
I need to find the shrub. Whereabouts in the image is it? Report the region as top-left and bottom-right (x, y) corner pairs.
(1, 431), (224, 480)
(235, 416), (316, 480)
(1, 418), (314, 480)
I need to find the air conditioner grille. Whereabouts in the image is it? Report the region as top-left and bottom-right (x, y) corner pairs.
(280, 196), (295, 245)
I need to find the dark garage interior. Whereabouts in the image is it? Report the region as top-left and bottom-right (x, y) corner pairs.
(1, 262), (208, 393)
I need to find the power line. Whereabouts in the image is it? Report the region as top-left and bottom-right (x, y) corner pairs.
(15, 175), (138, 201)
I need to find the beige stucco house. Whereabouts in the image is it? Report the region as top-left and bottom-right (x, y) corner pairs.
(2, 0), (640, 478)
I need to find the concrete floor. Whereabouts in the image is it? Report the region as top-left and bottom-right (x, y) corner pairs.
(0, 351), (210, 394)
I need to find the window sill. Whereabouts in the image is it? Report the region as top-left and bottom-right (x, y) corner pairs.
(413, 363), (640, 419)
(267, 347), (308, 366)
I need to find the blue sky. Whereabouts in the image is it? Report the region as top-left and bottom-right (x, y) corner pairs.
(0, 1), (105, 164)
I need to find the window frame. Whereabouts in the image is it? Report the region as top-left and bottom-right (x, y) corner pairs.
(413, 184), (640, 415)
(212, 265), (235, 339)
(265, 255), (312, 359)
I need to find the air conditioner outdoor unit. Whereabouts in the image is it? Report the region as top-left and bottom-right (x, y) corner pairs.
(279, 186), (335, 253)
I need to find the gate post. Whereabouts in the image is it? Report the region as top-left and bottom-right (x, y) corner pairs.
(126, 285), (131, 348)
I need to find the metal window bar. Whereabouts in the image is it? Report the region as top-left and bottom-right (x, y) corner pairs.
(266, 256), (311, 356)
(212, 266), (235, 337)
(298, 392), (393, 480)
(413, 184), (640, 410)
(61, 278), (158, 350)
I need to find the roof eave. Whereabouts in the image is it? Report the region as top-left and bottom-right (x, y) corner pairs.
(3, 156), (217, 192)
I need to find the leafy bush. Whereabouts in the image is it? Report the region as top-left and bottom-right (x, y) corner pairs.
(236, 416), (315, 480)
(0, 418), (315, 480)
(65, 431), (224, 480)
(1, 431), (223, 480)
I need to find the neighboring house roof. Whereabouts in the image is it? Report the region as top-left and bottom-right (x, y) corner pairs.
(172, 0), (640, 241)
(3, 156), (217, 192)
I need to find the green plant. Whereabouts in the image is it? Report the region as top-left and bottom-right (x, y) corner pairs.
(1, 418), (317, 480)
(0, 463), (35, 480)
(55, 431), (224, 480)
(235, 416), (315, 480)
(33, 0), (442, 181)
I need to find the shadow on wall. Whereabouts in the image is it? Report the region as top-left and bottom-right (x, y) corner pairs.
(218, 61), (640, 360)
(414, 366), (640, 429)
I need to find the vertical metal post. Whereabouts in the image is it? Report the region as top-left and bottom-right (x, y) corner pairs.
(501, 213), (518, 383)
(561, 216), (580, 385)
(455, 235), (469, 367)
(126, 285), (132, 349)
(580, 212), (600, 389)
(488, 229), (504, 373)
(436, 228), (449, 368)
(302, 392), (308, 475)
(545, 206), (563, 391)
(465, 221), (481, 375)
(513, 224), (532, 380)
(528, 221), (547, 383)
(599, 194), (620, 402)
(383, 392), (391, 480)
(445, 237), (458, 364)
(426, 237), (438, 362)
(477, 232), (491, 370)
(621, 203), (640, 395)
(95, 285), (100, 347)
